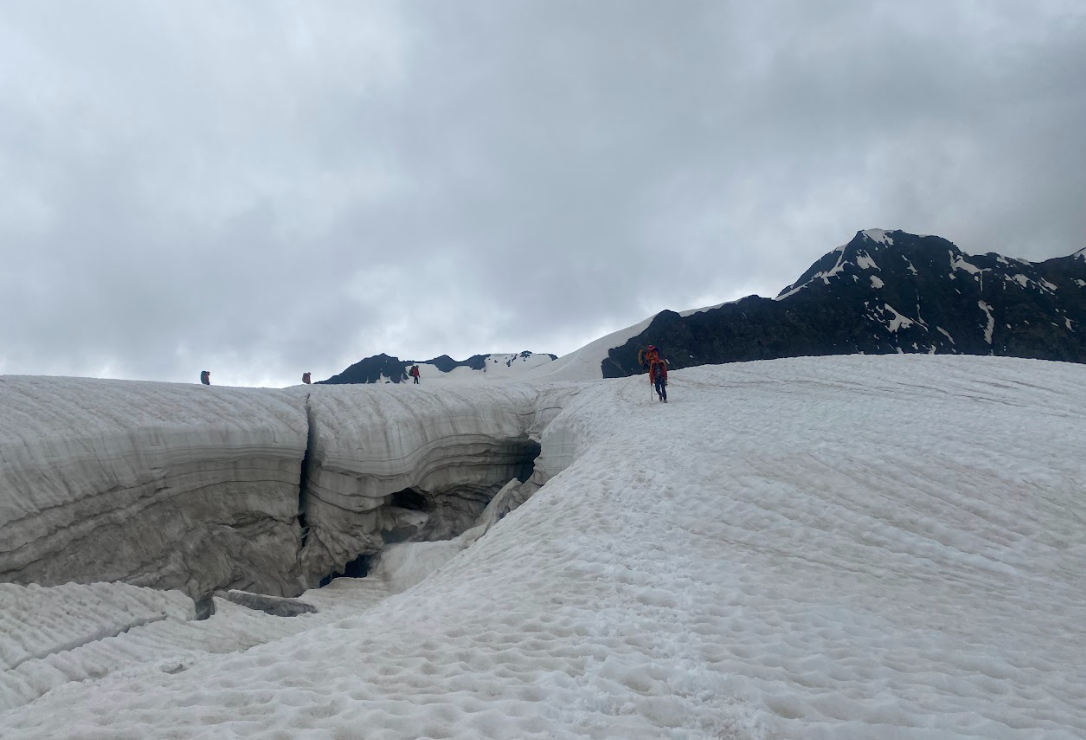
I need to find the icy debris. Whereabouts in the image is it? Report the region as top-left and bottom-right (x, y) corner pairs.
(215, 590), (318, 617)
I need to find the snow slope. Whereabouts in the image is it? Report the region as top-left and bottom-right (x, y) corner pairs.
(532, 301), (733, 383)
(2, 355), (1085, 739)
(531, 316), (657, 381)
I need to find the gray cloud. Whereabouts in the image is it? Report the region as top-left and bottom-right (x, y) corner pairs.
(2, 0), (1084, 384)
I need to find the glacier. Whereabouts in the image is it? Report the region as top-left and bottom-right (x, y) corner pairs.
(0, 377), (576, 602)
(0, 377), (310, 599)
(2, 356), (1086, 738)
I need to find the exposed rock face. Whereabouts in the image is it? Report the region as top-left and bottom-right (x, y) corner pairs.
(321, 351), (558, 384)
(603, 230), (1086, 376)
(321, 353), (410, 384)
(0, 377), (310, 600)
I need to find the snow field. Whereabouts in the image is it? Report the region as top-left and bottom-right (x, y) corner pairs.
(1, 356), (1085, 738)
(0, 579), (391, 712)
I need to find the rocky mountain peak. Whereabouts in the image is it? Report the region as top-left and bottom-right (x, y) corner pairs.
(604, 229), (1086, 377)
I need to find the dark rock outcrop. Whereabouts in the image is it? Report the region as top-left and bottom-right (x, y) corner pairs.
(322, 351), (558, 384)
(320, 353), (410, 384)
(604, 230), (1086, 377)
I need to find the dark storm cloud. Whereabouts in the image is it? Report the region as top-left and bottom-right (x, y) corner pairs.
(2, 1), (1084, 384)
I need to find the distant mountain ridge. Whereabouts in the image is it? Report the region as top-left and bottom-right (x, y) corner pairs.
(323, 230), (1086, 385)
(600, 229), (1086, 377)
(321, 351), (557, 384)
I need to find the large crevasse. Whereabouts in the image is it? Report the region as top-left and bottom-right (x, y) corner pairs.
(0, 377), (581, 602)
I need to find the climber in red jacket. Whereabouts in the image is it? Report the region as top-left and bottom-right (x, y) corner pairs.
(649, 356), (668, 403)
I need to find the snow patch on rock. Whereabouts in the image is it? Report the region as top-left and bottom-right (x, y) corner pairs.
(855, 251), (879, 271)
(862, 228), (894, 246)
(882, 304), (915, 332)
(979, 301), (996, 344)
(951, 253), (982, 275)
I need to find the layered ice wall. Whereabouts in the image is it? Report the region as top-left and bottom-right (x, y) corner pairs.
(297, 383), (575, 585)
(0, 377), (309, 599)
(0, 377), (577, 601)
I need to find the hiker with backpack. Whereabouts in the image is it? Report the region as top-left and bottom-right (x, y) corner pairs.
(649, 355), (668, 403)
(302, 372), (312, 385)
(200, 370), (211, 386)
(409, 365), (421, 384)
(639, 345), (660, 371)
(637, 346), (668, 402)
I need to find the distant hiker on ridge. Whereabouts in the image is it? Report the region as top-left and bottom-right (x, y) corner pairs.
(200, 370), (211, 386)
(409, 365), (420, 384)
(302, 372), (311, 385)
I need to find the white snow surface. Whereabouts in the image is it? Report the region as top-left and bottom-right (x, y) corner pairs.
(2, 356), (1086, 738)
(854, 251), (879, 271)
(869, 275), (884, 289)
(862, 228), (894, 245)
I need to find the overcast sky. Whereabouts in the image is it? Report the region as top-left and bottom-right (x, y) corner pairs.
(2, 1), (1084, 386)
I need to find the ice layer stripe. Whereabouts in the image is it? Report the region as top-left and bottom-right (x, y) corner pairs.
(0, 377), (310, 597)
